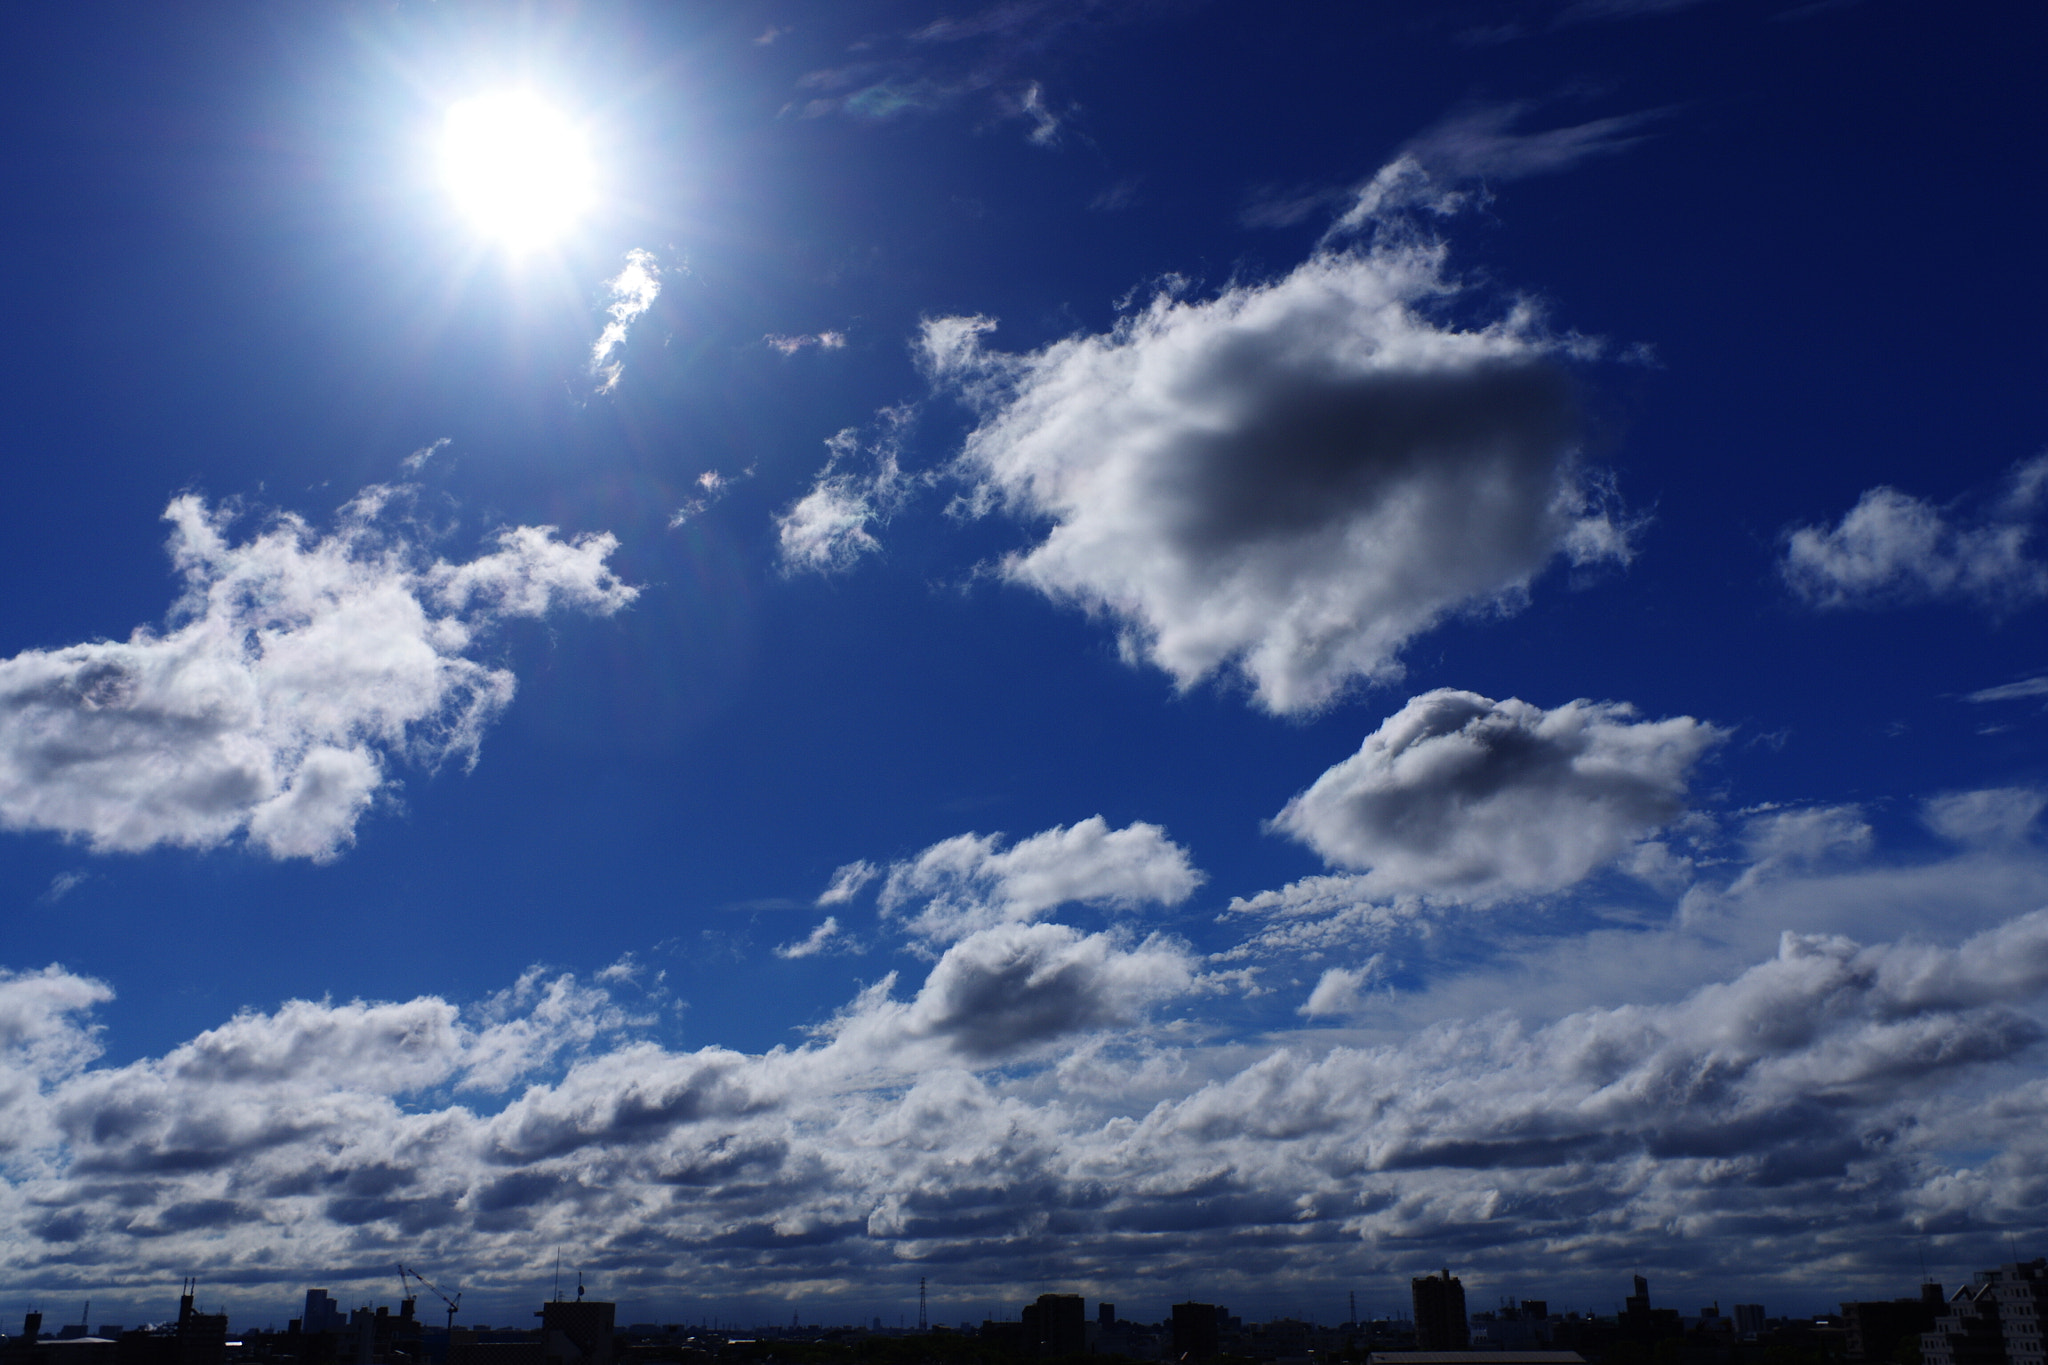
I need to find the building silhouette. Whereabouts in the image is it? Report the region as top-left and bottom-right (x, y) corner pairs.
(1844, 1284), (1944, 1364)
(538, 1299), (614, 1365)
(1924, 1261), (2048, 1365)
(1171, 1302), (1221, 1361)
(1412, 1269), (1470, 1350)
(301, 1294), (345, 1337)
(3, 1287), (226, 1365)
(1018, 1297), (1083, 1358)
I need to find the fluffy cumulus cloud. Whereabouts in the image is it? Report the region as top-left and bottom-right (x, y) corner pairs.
(927, 236), (1633, 714)
(0, 486), (635, 861)
(1300, 961), (1382, 1017)
(1271, 689), (1723, 903)
(6, 901), (2048, 1316)
(776, 407), (920, 574)
(1781, 455), (2048, 610)
(826, 922), (1199, 1065)
(873, 816), (1204, 945)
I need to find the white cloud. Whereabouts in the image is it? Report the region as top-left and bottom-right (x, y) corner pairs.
(38, 871), (92, 904)
(1781, 456), (2048, 610)
(591, 249), (662, 394)
(1404, 102), (1664, 183)
(1923, 787), (2046, 848)
(826, 921), (1199, 1064)
(927, 233), (1634, 714)
(1967, 675), (2048, 704)
(430, 523), (641, 619)
(1324, 104), (1662, 239)
(776, 407), (920, 574)
(776, 916), (861, 960)
(1012, 81), (1060, 146)
(1218, 879), (1430, 962)
(401, 437), (450, 473)
(1729, 804), (1874, 894)
(876, 815), (1204, 945)
(1300, 961), (1382, 1017)
(0, 487), (635, 862)
(668, 466), (754, 528)
(817, 860), (880, 905)
(765, 331), (848, 356)
(1270, 689), (1723, 902)
(11, 904), (2048, 1312)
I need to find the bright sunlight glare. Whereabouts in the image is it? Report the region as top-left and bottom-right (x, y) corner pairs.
(440, 92), (595, 250)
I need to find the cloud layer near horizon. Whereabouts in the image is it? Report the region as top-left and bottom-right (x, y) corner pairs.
(5, 887), (2047, 1317)
(0, 487), (635, 862)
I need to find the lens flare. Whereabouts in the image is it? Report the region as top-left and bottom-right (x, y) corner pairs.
(440, 92), (594, 250)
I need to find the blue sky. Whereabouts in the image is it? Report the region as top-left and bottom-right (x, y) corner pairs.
(3, 0), (2047, 1332)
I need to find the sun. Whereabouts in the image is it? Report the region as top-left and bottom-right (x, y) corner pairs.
(440, 92), (595, 250)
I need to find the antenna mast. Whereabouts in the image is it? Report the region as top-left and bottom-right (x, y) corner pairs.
(918, 1278), (927, 1332)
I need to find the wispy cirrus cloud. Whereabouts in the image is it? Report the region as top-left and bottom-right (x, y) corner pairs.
(1323, 102), (1667, 238)
(784, 0), (1142, 145)
(0, 486), (635, 862)
(38, 871), (93, 905)
(1967, 675), (2048, 704)
(765, 330), (847, 356)
(775, 916), (859, 960)
(817, 860), (881, 905)
(591, 249), (662, 394)
(668, 467), (754, 529)
(1246, 101), (1665, 233)
(1922, 787), (2045, 848)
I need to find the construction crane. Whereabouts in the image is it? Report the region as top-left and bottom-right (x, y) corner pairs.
(397, 1265), (461, 1337)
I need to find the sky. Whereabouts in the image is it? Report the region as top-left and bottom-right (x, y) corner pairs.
(2, 0), (2047, 1334)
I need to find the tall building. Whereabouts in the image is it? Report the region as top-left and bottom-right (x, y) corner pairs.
(538, 1299), (615, 1365)
(173, 1283), (228, 1365)
(1413, 1269), (1470, 1351)
(1844, 1286), (1943, 1365)
(303, 1292), (346, 1336)
(1020, 1295), (1085, 1358)
(1923, 1285), (2004, 1365)
(1924, 1261), (2048, 1365)
(1171, 1303), (1221, 1361)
